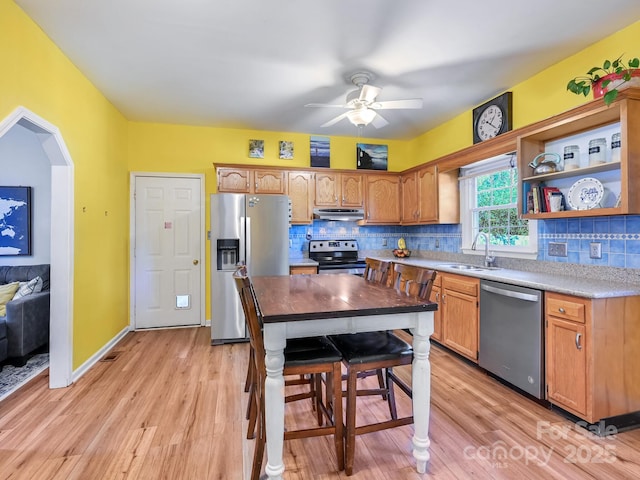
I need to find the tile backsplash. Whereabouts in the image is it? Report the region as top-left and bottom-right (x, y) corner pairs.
(289, 215), (640, 270)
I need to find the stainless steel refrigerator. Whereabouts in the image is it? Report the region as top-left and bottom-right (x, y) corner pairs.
(210, 193), (290, 344)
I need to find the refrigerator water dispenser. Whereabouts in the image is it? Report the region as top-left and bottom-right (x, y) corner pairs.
(216, 238), (239, 270)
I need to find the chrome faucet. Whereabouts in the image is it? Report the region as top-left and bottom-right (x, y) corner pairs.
(471, 232), (496, 267)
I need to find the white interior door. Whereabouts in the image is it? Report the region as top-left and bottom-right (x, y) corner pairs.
(133, 175), (203, 329)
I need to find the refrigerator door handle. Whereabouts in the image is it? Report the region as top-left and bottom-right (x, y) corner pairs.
(245, 217), (251, 269)
(239, 216), (247, 268)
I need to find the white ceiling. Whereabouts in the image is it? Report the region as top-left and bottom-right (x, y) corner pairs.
(15, 0), (640, 140)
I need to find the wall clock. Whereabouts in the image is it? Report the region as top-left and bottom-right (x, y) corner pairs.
(472, 91), (512, 144)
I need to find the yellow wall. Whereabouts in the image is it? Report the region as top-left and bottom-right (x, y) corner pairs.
(409, 20), (640, 165)
(0, 0), (130, 368)
(128, 122), (411, 173)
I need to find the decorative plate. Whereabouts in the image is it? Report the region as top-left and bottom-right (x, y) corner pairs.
(567, 177), (604, 210)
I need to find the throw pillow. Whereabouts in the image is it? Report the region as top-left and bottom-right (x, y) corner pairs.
(0, 282), (20, 316)
(12, 276), (44, 301)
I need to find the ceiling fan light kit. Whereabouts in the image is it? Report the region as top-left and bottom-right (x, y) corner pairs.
(347, 108), (377, 126)
(305, 70), (423, 130)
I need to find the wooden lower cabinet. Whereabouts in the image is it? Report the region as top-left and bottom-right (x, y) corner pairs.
(289, 265), (317, 275)
(440, 273), (479, 362)
(545, 292), (640, 424)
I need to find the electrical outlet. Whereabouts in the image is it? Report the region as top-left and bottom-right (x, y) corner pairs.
(548, 242), (567, 257)
(382, 239), (388, 247)
(435, 238), (440, 248)
(590, 242), (602, 259)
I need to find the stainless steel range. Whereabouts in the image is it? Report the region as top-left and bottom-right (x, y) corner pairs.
(309, 239), (366, 275)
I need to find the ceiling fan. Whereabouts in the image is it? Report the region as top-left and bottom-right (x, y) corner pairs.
(305, 71), (423, 129)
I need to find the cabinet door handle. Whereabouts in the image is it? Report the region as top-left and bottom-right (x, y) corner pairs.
(255, 182), (258, 190)
(559, 307), (566, 314)
(442, 294), (446, 304)
(575, 333), (582, 350)
(435, 292), (440, 301)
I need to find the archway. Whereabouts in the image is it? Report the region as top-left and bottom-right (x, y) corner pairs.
(0, 106), (73, 388)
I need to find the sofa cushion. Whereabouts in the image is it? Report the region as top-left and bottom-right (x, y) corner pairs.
(0, 282), (20, 316)
(0, 265), (50, 291)
(12, 276), (43, 301)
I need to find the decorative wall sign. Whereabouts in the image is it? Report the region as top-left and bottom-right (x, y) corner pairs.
(0, 186), (32, 256)
(310, 136), (330, 167)
(356, 143), (388, 170)
(279, 141), (294, 159)
(249, 139), (264, 158)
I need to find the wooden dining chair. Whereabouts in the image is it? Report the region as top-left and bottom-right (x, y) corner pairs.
(328, 262), (436, 476)
(233, 267), (345, 480)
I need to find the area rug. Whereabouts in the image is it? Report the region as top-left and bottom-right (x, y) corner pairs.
(0, 353), (49, 402)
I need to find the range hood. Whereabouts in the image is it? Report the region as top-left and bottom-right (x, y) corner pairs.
(313, 208), (365, 221)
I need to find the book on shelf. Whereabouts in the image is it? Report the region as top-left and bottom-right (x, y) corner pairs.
(531, 184), (541, 213)
(542, 186), (561, 212)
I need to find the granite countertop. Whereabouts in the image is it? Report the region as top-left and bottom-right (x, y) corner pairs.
(289, 257), (318, 267)
(365, 252), (640, 299)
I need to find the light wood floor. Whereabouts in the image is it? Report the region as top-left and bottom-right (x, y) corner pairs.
(1, 327), (639, 479)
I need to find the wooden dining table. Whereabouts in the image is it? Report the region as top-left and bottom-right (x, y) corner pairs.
(251, 273), (437, 479)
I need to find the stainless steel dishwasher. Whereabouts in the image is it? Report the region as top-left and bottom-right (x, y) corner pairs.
(479, 279), (544, 399)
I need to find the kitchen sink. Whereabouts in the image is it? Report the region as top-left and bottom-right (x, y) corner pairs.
(435, 264), (501, 271)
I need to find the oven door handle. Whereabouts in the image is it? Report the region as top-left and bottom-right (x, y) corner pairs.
(481, 283), (539, 302)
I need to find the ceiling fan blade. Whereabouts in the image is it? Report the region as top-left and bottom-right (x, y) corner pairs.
(305, 103), (348, 108)
(371, 112), (389, 128)
(320, 111), (351, 127)
(373, 98), (423, 109)
(359, 85), (381, 103)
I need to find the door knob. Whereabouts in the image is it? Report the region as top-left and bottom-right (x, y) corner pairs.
(193, 259), (199, 265)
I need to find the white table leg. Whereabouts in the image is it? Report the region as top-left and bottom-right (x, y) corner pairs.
(262, 323), (286, 480)
(411, 311), (434, 473)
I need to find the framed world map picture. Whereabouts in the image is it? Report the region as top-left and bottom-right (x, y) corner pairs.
(0, 186), (32, 256)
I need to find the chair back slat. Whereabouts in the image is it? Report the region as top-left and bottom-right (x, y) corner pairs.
(233, 267), (266, 370)
(393, 263), (436, 300)
(363, 258), (391, 285)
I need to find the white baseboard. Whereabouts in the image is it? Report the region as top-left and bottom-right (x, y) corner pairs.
(71, 325), (131, 383)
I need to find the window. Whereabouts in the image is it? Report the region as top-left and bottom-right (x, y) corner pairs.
(460, 153), (537, 259)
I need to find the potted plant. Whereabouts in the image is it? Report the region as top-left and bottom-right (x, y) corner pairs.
(566, 54), (640, 105)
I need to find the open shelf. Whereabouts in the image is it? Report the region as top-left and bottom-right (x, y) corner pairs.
(522, 161), (621, 182)
(517, 89), (640, 219)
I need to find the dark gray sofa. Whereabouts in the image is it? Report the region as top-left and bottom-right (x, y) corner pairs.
(0, 264), (50, 366)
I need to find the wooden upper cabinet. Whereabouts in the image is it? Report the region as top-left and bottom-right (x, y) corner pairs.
(315, 172), (363, 208)
(341, 173), (364, 207)
(417, 165), (438, 222)
(217, 167), (285, 194)
(315, 172), (340, 206)
(217, 167), (251, 193)
(288, 171), (315, 224)
(364, 174), (401, 224)
(401, 172), (419, 224)
(254, 169), (286, 194)
(400, 165), (459, 225)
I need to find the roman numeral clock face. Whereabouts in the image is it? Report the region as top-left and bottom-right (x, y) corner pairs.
(472, 92), (512, 144)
